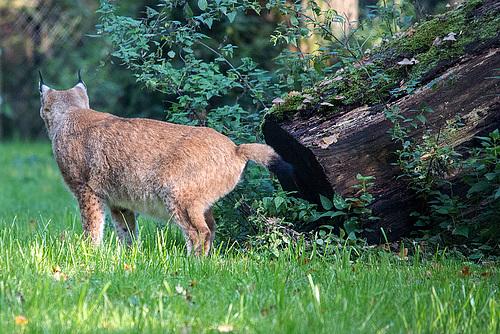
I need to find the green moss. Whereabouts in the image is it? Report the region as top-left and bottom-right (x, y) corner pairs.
(396, 0), (500, 83)
(269, 94), (310, 120)
(267, 0), (499, 121)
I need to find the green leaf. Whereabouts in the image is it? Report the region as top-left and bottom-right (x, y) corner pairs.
(360, 193), (373, 203)
(319, 225), (335, 230)
(204, 17), (213, 28)
(467, 180), (491, 198)
(333, 193), (348, 210)
(328, 211), (346, 218)
(184, 3), (194, 19)
(490, 129), (500, 141)
(494, 186), (500, 200)
(339, 228), (346, 240)
(274, 196), (285, 211)
(453, 226), (469, 238)
(226, 11), (237, 23)
(319, 194), (333, 211)
(198, 0), (208, 11)
(484, 172), (497, 181)
(167, 50), (176, 58)
(415, 114), (426, 124)
(356, 173), (375, 181)
(313, 61), (322, 75)
(290, 15), (299, 26)
(435, 207), (450, 215)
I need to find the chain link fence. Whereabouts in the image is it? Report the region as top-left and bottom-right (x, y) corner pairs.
(0, 0), (97, 139)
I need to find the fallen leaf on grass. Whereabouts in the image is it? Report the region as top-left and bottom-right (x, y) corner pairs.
(431, 262), (442, 269)
(103, 321), (114, 329)
(218, 325), (234, 332)
(54, 271), (66, 281)
(175, 284), (185, 294)
(15, 315), (28, 325)
(397, 247), (408, 261)
(459, 265), (471, 278)
(53, 265), (69, 281)
(124, 263), (136, 272)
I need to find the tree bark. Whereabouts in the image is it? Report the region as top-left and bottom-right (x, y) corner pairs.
(264, 41), (500, 243)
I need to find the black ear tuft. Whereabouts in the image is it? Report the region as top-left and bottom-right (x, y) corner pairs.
(38, 70), (44, 93)
(77, 69), (87, 90)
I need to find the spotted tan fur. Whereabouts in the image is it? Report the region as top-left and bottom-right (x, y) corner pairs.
(38, 72), (293, 255)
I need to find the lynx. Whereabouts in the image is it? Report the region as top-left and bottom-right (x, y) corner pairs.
(38, 71), (293, 256)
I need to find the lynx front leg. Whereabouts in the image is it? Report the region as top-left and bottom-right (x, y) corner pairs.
(77, 187), (106, 244)
(110, 207), (137, 246)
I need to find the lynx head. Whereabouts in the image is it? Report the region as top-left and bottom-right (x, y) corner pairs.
(39, 70), (90, 136)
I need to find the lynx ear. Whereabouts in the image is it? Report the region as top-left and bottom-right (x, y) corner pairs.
(38, 70), (50, 95)
(75, 69), (87, 91)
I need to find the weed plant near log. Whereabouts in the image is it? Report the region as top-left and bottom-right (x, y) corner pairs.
(1, 142), (500, 333)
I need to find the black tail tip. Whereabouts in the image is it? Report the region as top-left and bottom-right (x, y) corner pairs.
(268, 157), (294, 179)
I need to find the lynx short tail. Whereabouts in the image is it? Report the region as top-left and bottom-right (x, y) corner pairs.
(235, 143), (293, 179)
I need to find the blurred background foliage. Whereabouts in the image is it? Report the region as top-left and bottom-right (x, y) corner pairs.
(0, 0), (451, 140)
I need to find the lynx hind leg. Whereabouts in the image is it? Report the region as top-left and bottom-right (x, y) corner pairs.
(110, 207), (137, 246)
(77, 187), (106, 244)
(204, 208), (216, 254)
(172, 204), (212, 256)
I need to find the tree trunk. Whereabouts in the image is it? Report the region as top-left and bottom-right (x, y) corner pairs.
(263, 0), (500, 243)
(297, 0), (358, 54)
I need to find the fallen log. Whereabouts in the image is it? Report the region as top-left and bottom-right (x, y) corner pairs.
(263, 0), (500, 243)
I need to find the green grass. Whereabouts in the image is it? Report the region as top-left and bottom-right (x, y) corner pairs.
(1, 141), (499, 333)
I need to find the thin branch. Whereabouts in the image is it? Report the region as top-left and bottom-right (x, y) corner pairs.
(195, 40), (268, 110)
(238, 200), (303, 238)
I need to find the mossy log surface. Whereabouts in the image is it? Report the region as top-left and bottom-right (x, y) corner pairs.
(263, 0), (500, 243)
